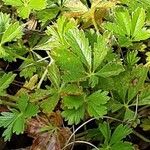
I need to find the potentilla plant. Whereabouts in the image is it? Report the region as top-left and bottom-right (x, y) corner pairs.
(0, 0), (150, 149)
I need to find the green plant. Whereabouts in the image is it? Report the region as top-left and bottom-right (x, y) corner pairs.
(99, 122), (133, 150)
(0, 0), (150, 149)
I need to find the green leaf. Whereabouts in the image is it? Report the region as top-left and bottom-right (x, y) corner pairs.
(19, 56), (37, 79)
(110, 124), (132, 145)
(24, 103), (39, 118)
(61, 83), (83, 96)
(96, 62), (125, 78)
(133, 28), (150, 41)
(46, 16), (76, 47)
(124, 108), (135, 121)
(40, 93), (59, 113)
(48, 62), (60, 89)
(65, 28), (92, 69)
(128, 66), (148, 101)
(113, 71), (130, 102)
(111, 142), (133, 150)
(62, 106), (85, 125)
(126, 50), (140, 67)
(13, 116), (25, 135)
(139, 86), (150, 105)
(99, 122), (111, 144)
(1, 22), (23, 44)
(37, 8), (59, 24)
(29, 0), (47, 10)
(0, 111), (19, 141)
(2, 124), (13, 141)
(29, 89), (50, 102)
(52, 48), (86, 82)
(87, 90), (110, 118)
(0, 111), (18, 128)
(17, 94), (29, 112)
(0, 12), (11, 34)
(2, 0), (23, 6)
(2, 0), (47, 19)
(0, 94), (39, 141)
(104, 7), (150, 46)
(17, 6), (31, 19)
(64, 0), (88, 14)
(0, 72), (16, 96)
(63, 95), (84, 109)
(131, 7), (146, 38)
(93, 34), (109, 71)
(115, 9), (131, 36)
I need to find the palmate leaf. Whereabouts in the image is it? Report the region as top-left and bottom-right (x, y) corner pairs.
(104, 7), (150, 46)
(87, 90), (110, 118)
(99, 122), (133, 150)
(62, 90), (109, 125)
(0, 72), (16, 96)
(0, 94), (39, 141)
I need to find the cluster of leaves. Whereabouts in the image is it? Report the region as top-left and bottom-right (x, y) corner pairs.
(0, 0), (150, 149)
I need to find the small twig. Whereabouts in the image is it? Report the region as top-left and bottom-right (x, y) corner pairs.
(62, 141), (99, 150)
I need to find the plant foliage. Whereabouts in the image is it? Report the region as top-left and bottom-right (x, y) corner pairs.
(0, 0), (150, 149)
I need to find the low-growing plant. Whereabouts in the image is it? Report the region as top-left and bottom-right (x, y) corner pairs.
(0, 0), (150, 149)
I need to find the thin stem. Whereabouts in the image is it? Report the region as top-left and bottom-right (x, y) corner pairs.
(133, 130), (150, 143)
(66, 118), (96, 145)
(133, 95), (139, 121)
(37, 62), (51, 89)
(63, 141), (99, 150)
